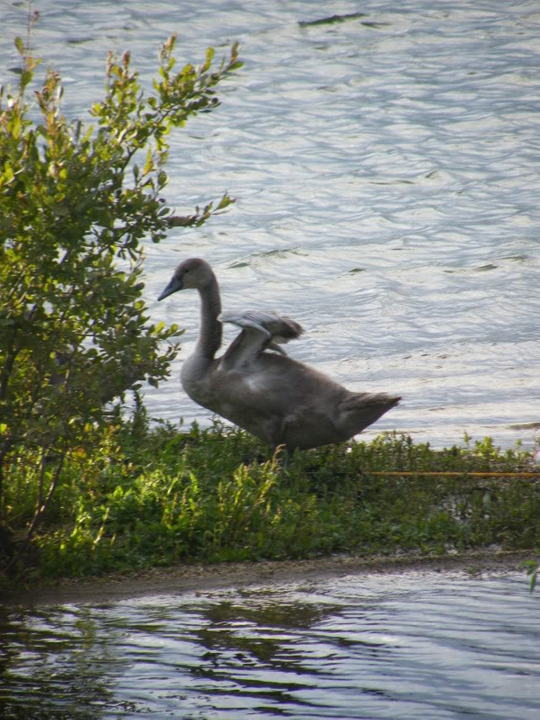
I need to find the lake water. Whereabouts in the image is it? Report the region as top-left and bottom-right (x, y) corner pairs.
(2, 0), (539, 449)
(1, 570), (540, 719)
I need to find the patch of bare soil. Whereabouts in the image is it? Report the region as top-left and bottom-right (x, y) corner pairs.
(2, 550), (534, 607)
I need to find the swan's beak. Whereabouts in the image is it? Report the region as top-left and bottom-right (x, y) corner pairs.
(158, 274), (183, 301)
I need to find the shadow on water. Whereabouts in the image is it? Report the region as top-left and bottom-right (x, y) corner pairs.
(0, 605), (130, 719)
(0, 593), (346, 718)
(1, 574), (539, 719)
(0, 582), (410, 719)
(186, 597), (343, 711)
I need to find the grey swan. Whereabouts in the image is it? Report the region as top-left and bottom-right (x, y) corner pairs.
(158, 258), (400, 451)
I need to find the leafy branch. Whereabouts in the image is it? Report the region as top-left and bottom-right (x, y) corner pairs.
(0, 26), (241, 572)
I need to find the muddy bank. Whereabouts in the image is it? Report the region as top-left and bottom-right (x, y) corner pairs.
(2, 550), (534, 607)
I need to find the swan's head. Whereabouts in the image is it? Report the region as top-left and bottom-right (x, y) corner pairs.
(158, 258), (213, 300)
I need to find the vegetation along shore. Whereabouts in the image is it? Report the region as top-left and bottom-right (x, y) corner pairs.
(2, 413), (539, 594)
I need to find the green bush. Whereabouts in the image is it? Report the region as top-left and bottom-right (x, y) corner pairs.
(0, 25), (241, 568)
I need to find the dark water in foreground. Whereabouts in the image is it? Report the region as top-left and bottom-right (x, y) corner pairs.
(1, 570), (539, 719)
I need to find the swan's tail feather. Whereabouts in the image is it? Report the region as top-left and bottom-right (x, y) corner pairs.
(340, 392), (401, 435)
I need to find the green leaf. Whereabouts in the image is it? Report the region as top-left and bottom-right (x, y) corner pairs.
(201, 47), (215, 73)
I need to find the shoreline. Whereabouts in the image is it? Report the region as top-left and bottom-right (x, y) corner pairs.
(2, 550), (534, 607)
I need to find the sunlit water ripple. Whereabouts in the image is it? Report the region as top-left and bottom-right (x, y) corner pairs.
(1, 571), (540, 718)
(2, 0), (539, 447)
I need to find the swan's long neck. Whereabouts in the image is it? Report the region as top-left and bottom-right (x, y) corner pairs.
(196, 273), (222, 358)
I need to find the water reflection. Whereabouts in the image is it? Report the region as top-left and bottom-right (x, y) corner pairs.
(188, 598), (337, 711)
(1, 572), (540, 719)
(0, 605), (127, 718)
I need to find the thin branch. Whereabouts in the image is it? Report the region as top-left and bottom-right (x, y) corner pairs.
(25, 450), (67, 545)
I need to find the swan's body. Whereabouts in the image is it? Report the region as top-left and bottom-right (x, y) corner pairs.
(158, 258), (400, 450)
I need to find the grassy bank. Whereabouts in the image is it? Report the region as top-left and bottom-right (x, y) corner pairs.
(2, 416), (539, 588)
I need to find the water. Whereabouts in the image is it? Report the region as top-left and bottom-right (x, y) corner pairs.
(1, 570), (539, 718)
(1, 0), (539, 448)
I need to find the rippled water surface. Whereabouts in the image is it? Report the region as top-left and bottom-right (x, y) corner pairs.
(2, 0), (539, 447)
(1, 571), (539, 719)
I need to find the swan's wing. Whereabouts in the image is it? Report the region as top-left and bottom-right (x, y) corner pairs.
(219, 310), (304, 368)
(220, 310), (304, 344)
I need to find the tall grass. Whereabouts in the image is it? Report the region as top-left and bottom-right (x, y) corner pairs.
(3, 417), (539, 584)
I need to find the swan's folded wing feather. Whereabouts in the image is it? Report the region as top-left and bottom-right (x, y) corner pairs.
(219, 310), (304, 342)
(219, 310), (304, 369)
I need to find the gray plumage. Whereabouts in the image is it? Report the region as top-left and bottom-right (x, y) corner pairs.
(158, 258), (400, 451)
(218, 310), (303, 365)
